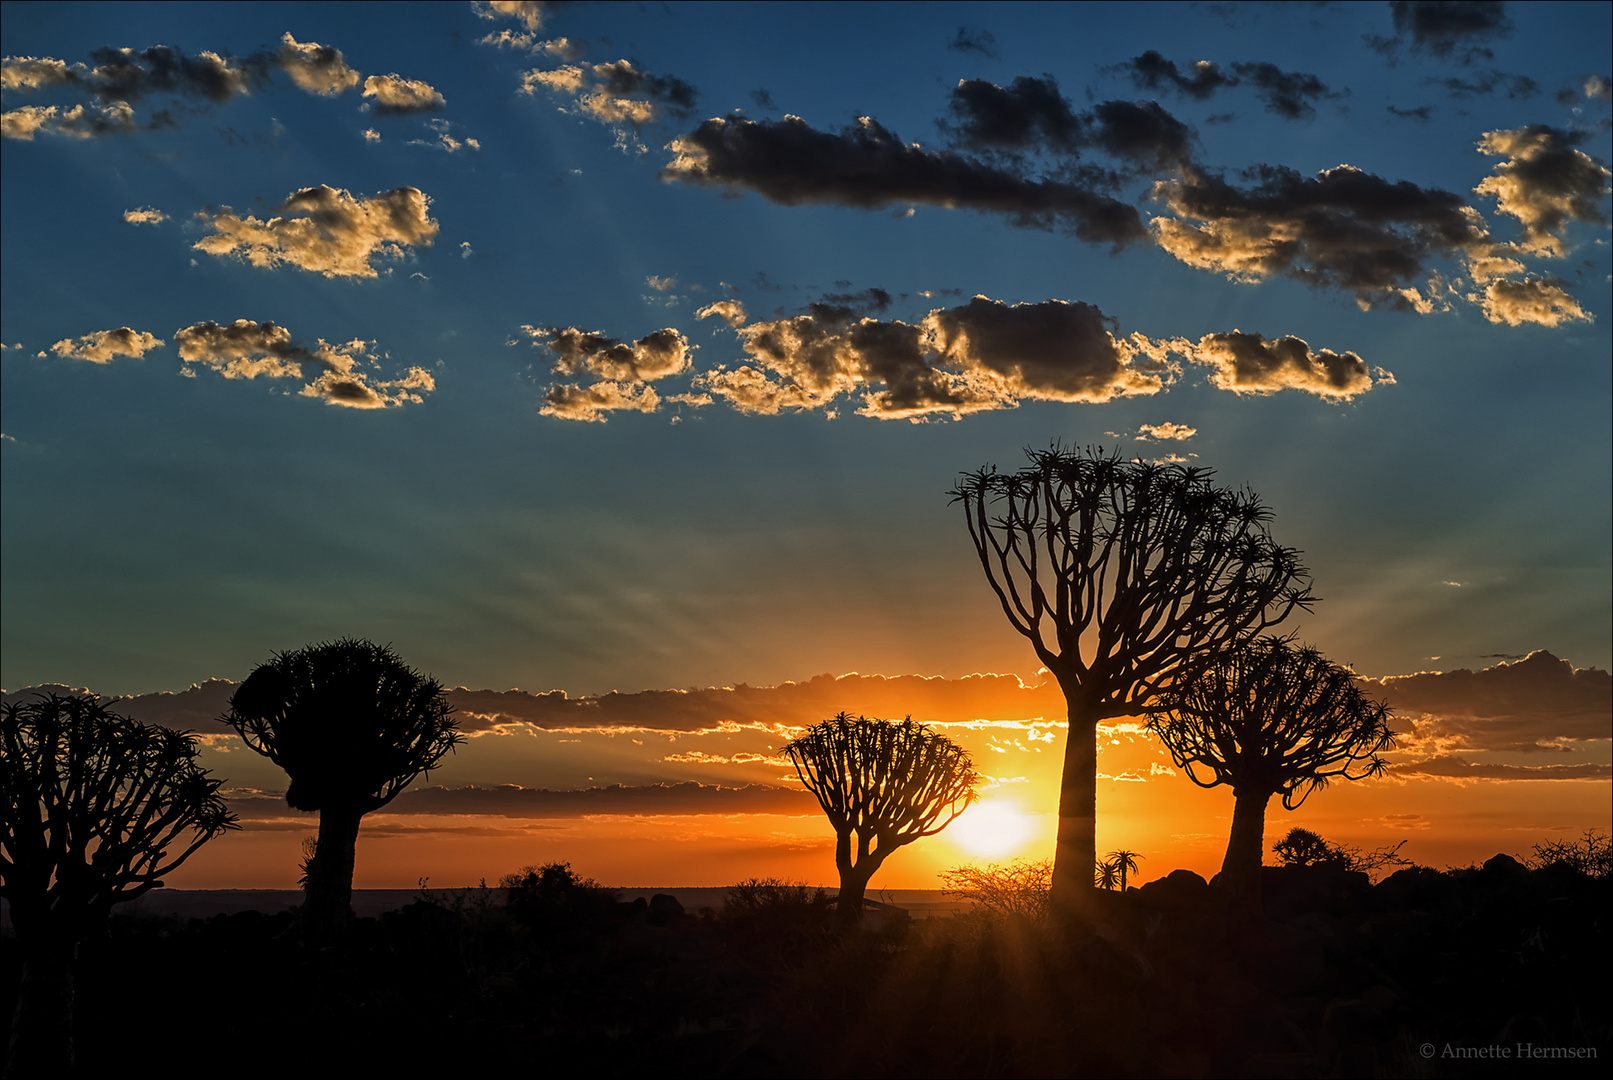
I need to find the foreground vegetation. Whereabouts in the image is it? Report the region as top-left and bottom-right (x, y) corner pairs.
(4, 850), (1605, 1078)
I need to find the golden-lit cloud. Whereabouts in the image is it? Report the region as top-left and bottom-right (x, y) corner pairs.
(49, 327), (164, 363)
(1475, 125), (1612, 256)
(521, 60), (697, 144)
(1135, 421), (1196, 440)
(276, 33), (360, 96)
(193, 184), (439, 278)
(474, 0), (556, 32)
(173, 319), (435, 409)
(696, 300), (748, 327)
(1186, 330), (1379, 397)
(1, 101), (135, 140)
(1473, 277), (1592, 327)
(1, 55), (79, 90)
(362, 74), (445, 115)
(535, 326), (691, 381)
(122, 206), (166, 225)
(539, 380), (660, 422)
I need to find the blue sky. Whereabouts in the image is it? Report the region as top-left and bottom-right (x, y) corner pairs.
(4, 0), (1610, 700)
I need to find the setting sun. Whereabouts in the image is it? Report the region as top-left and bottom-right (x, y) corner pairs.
(947, 800), (1042, 859)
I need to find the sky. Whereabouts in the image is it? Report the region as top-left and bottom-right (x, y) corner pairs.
(2, 0), (1609, 891)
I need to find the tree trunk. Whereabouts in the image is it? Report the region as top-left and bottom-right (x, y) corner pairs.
(1049, 694), (1101, 918)
(1217, 786), (1271, 914)
(305, 804), (363, 943)
(5, 937), (75, 1079)
(834, 829), (883, 928)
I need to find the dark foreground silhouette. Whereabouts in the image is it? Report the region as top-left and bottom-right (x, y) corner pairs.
(1, 857), (1605, 1078)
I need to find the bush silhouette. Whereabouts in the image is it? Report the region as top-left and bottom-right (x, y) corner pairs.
(784, 714), (977, 925)
(940, 859), (1052, 921)
(2, 693), (236, 1074)
(953, 446), (1313, 914)
(221, 638), (461, 941)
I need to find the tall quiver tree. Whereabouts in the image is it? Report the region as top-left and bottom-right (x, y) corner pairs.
(2, 694), (237, 1076)
(1145, 636), (1395, 910)
(221, 639), (460, 941)
(785, 714), (977, 926)
(952, 447), (1313, 915)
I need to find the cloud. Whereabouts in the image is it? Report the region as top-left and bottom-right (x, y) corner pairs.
(539, 380), (661, 422)
(1390, 757), (1610, 781)
(474, 0), (562, 31)
(173, 319), (435, 408)
(1582, 75), (1612, 102)
(1186, 331), (1378, 398)
(1150, 163), (1488, 309)
(77, 44), (269, 103)
(362, 73), (445, 114)
(662, 112), (1148, 249)
(697, 295), (1178, 421)
(49, 327), (164, 363)
(521, 59), (698, 139)
(1363, 651), (1611, 753)
(943, 77), (1196, 175)
(381, 782), (818, 818)
(1228, 61), (1341, 121)
(1431, 69), (1538, 99)
(696, 300), (748, 327)
(1116, 51), (1236, 102)
(534, 327), (691, 382)
(276, 33), (360, 96)
(646, 275), (678, 292)
(1, 101), (136, 140)
(193, 184), (438, 278)
(409, 118), (481, 153)
(1369, 1), (1512, 64)
(122, 206), (166, 225)
(948, 26), (1000, 59)
(1473, 278), (1592, 327)
(1388, 104), (1435, 121)
(1474, 125), (1611, 256)
(2, 55), (81, 90)
(1135, 421), (1196, 440)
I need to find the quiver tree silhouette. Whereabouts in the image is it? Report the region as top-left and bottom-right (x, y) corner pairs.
(1, 693), (236, 1076)
(1145, 636), (1395, 908)
(220, 638), (460, 941)
(952, 446), (1313, 914)
(784, 714), (977, 926)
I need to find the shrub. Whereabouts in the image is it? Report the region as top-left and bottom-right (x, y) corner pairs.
(1527, 829), (1613, 879)
(940, 859), (1052, 921)
(1272, 827), (1410, 881)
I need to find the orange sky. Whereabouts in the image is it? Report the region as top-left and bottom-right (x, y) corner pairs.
(86, 651), (1607, 892)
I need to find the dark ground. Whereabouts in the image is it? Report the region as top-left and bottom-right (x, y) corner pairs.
(3, 856), (1607, 1078)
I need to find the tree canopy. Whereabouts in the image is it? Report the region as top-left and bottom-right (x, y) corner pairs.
(952, 445), (1314, 912)
(785, 713), (977, 924)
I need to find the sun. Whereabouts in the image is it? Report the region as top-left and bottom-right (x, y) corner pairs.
(946, 800), (1039, 859)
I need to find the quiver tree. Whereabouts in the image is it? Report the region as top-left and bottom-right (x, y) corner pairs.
(785, 714), (977, 926)
(220, 638), (460, 940)
(2, 694), (237, 1075)
(1144, 636), (1395, 909)
(952, 446), (1313, 914)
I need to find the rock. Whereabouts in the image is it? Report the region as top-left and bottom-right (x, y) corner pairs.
(648, 893), (685, 926)
(1135, 869), (1209, 912)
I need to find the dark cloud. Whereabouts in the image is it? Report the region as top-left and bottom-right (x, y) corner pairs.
(1117, 51), (1236, 102)
(1363, 651), (1611, 753)
(521, 59), (698, 135)
(81, 44), (271, 103)
(1431, 69), (1539, 99)
(526, 326), (692, 422)
(750, 87), (776, 111)
(225, 782), (816, 820)
(1390, 757), (1610, 781)
(943, 77), (1195, 174)
(1229, 61), (1341, 121)
(663, 112), (1148, 249)
(1388, 104), (1436, 121)
(1377, 0), (1513, 63)
(1151, 163), (1487, 309)
(806, 287), (893, 325)
(948, 26), (1000, 60)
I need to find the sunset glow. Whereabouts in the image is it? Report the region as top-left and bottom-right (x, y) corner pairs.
(3, 1), (1609, 898)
